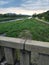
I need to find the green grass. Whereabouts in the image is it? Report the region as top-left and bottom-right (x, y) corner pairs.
(0, 18), (49, 42)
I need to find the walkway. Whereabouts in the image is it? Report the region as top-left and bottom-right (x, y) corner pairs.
(35, 18), (49, 25)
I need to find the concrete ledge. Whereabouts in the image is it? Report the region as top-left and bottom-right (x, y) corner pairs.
(0, 36), (25, 49)
(0, 36), (49, 54)
(25, 40), (49, 54)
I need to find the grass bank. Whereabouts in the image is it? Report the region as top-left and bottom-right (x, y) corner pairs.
(0, 18), (49, 42)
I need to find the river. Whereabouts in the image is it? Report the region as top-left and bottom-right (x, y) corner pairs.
(0, 18), (24, 23)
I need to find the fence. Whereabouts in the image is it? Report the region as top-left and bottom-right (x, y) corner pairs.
(0, 36), (49, 65)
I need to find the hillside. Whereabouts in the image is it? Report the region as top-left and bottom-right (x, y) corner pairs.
(33, 10), (49, 21)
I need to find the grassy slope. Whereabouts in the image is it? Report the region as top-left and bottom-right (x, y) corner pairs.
(0, 18), (49, 42)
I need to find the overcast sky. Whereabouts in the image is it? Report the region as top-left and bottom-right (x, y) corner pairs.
(0, 0), (49, 15)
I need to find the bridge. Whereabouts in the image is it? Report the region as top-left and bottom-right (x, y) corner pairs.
(0, 36), (49, 65)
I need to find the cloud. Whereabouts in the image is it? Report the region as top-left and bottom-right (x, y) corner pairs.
(0, 1), (9, 5)
(0, 7), (48, 15)
(20, 0), (49, 10)
(0, 0), (49, 15)
(0, 0), (49, 10)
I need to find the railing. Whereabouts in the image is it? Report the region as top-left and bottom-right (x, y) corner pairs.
(0, 36), (49, 65)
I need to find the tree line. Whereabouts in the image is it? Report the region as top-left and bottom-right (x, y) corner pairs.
(32, 10), (49, 21)
(0, 13), (30, 18)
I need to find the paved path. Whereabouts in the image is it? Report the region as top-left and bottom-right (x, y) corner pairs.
(35, 18), (49, 25)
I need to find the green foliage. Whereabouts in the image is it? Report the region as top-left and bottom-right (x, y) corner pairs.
(0, 18), (49, 42)
(32, 13), (37, 18)
(34, 10), (49, 21)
